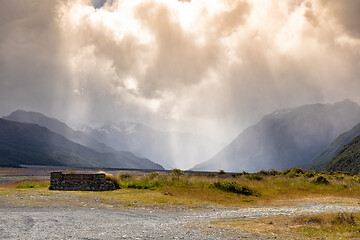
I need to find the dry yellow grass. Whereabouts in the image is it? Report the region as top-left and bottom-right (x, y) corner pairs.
(1, 171), (359, 208)
(212, 213), (360, 239)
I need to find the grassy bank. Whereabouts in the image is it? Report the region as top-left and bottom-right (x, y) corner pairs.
(2, 168), (359, 208)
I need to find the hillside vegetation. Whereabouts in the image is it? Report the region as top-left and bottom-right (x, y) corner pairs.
(325, 135), (360, 174)
(307, 122), (360, 171)
(193, 100), (360, 172)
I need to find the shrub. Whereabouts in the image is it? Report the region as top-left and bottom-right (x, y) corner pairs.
(285, 168), (305, 178)
(259, 169), (279, 176)
(148, 172), (160, 180)
(292, 168), (305, 174)
(234, 173), (243, 177)
(119, 173), (132, 181)
(210, 181), (260, 196)
(305, 171), (316, 178)
(334, 213), (356, 225)
(281, 169), (291, 175)
(217, 170), (226, 175)
(352, 176), (360, 183)
(171, 168), (184, 180)
(312, 176), (330, 185)
(246, 174), (263, 181)
(207, 172), (215, 178)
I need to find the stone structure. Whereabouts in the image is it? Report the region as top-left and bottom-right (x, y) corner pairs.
(50, 172), (116, 191)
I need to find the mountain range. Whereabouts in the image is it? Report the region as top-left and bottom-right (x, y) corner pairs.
(2, 99), (360, 172)
(4, 110), (115, 154)
(2, 109), (222, 170)
(192, 100), (360, 172)
(0, 114), (163, 170)
(85, 122), (224, 169)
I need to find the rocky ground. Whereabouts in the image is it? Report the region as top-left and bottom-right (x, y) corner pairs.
(1, 191), (360, 239)
(1, 203), (360, 239)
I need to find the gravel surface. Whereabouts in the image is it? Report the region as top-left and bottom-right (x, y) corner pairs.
(1, 202), (360, 239)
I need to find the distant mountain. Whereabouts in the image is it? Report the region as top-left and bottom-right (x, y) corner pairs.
(324, 134), (360, 174)
(3, 110), (115, 154)
(86, 122), (224, 169)
(192, 100), (360, 172)
(305, 122), (360, 170)
(0, 118), (164, 170)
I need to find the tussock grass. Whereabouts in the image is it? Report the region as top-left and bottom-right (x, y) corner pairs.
(210, 181), (260, 196)
(213, 213), (360, 239)
(97, 168), (360, 207)
(2, 168), (360, 208)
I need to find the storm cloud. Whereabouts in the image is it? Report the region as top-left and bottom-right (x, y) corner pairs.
(1, 0), (360, 141)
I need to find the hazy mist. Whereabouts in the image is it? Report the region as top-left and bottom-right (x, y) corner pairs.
(1, 0), (360, 149)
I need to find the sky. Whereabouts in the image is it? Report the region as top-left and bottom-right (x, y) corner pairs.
(1, 0), (360, 142)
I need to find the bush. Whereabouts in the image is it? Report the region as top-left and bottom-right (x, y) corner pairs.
(352, 176), (360, 183)
(119, 173), (132, 181)
(292, 168), (305, 175)
(246, 174), (263, 181)
(207, 173), (215, 177)
(210, 181), (260, 196)
(259, 169), (279, 176)
(305, 171), (316, 178)
(217, 170), (226, 175)
(171, 168), (184, 180)
(148, 172), (160, 180)
(312, 176), (330, 185)
(334, 213), (356, 225)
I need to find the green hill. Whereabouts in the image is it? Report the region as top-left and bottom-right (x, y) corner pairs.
(305, 122), (360, 170)
(325, 134), (360, 174)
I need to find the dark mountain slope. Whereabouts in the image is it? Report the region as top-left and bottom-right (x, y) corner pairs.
(305, 122), (360, 170)
(0, 119), (163, 170)
(3, 110), (115, 153)
(325, 134), (360, 174)
(192, 100), (360, 172)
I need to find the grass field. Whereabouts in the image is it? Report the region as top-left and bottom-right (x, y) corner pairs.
(212, 212), (360, 239)
(1, 168), (360, 239)
(2, 168), (360, 207)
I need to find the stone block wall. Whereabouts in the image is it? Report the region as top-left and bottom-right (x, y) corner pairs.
(50, 172), (116, 191)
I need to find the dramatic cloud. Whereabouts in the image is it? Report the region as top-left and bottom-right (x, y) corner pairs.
(1, 0), (360, 142)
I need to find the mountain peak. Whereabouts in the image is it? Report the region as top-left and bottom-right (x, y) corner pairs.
(333, 99), (359, 108)
(193, 100), (360, 172)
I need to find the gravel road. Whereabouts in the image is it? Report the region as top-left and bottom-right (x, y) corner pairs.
(1, 202), (360, 239)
